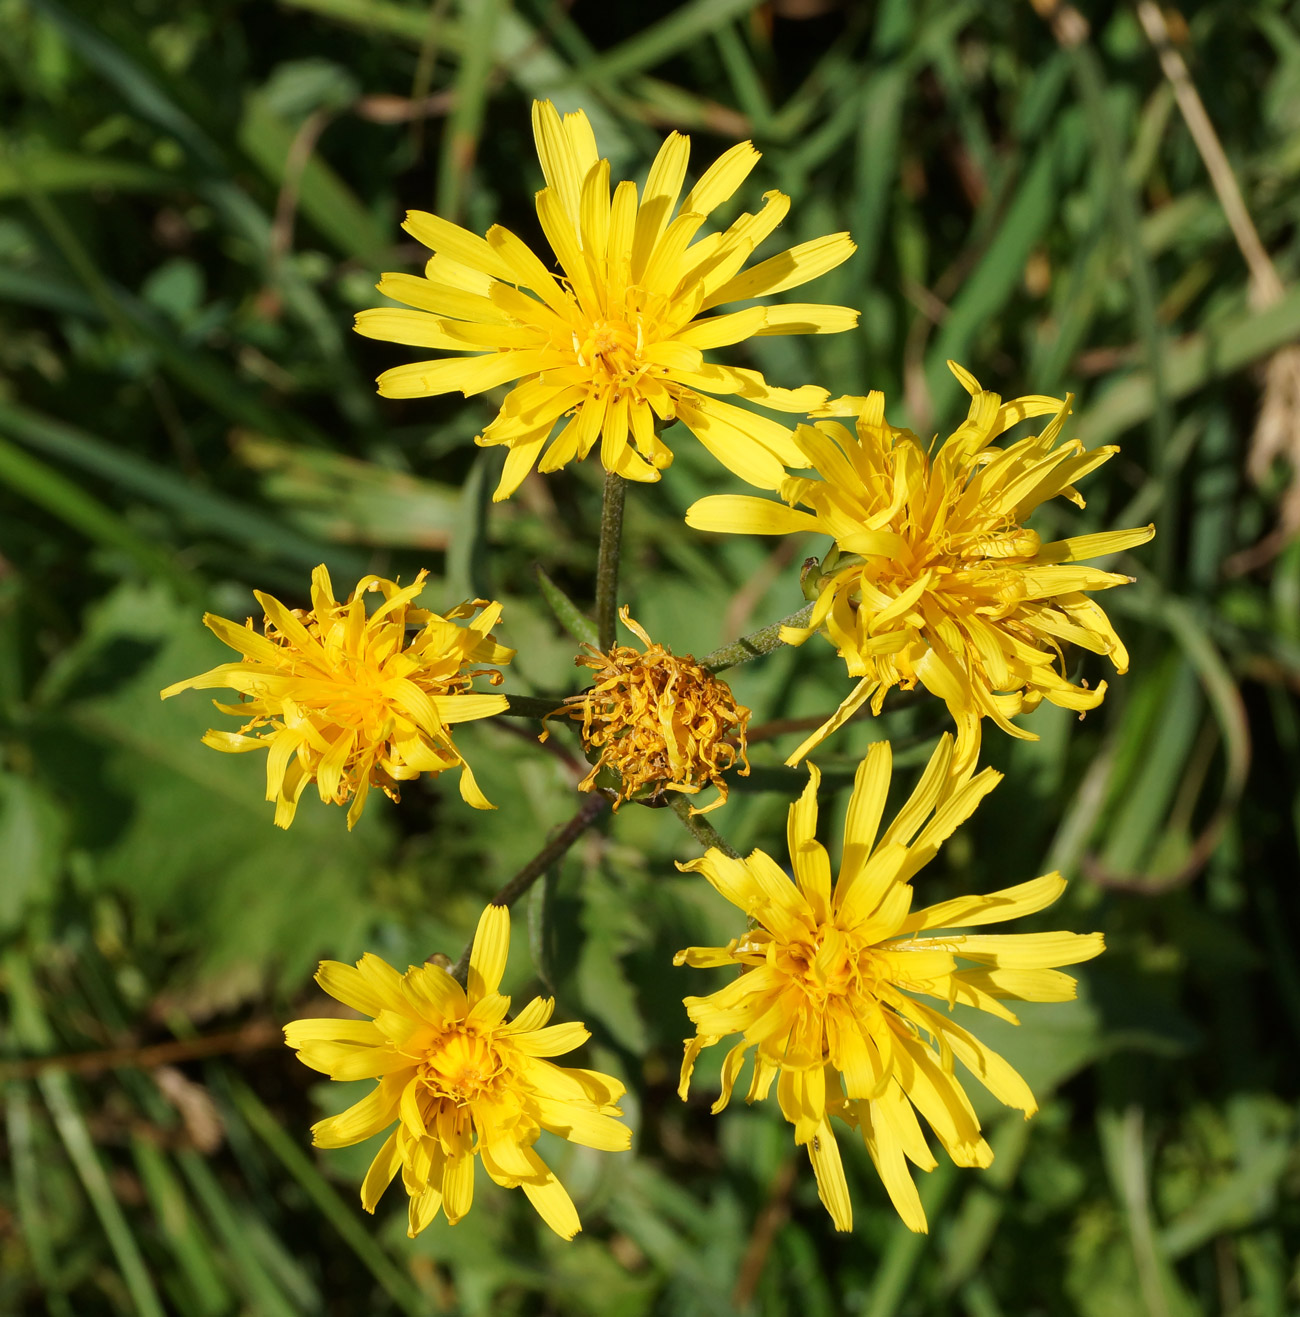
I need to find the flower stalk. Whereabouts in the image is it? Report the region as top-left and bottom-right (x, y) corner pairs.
(700, 602), (815, 673)
(670, 794), (740, 860)
(449, 794), (608, 985)
(595, 469), (626, 651)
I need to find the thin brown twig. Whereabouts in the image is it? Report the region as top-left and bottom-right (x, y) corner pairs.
(732, 1159), (798, 1309)
(0, 1021), (281, 1083)
(269, 108), (332, 276)
(355, 90), (456, 124)
(1135, 2), (1300, 572)
(1135, 2), (1281, 307)
(720, 537), (804, 643)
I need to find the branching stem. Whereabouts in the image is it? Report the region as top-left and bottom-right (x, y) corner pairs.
(449, 794), (607, 985)
(701, 603), (814, 673)
(670, 794), (741, 859)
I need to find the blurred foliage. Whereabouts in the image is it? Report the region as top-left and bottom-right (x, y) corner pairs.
(2, 0), (1299, 1313)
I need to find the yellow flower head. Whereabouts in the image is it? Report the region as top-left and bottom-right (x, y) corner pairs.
(687, 362), (1155, 772)
(161, 565), (513, 828)
(561, 607), (750, 815)
(355, 100), (858, 501)
(285, 905), (630, 1239)
(675, 734), (1103, 1234)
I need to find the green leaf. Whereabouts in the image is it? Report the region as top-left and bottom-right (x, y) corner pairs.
(535, 566), (599, 649)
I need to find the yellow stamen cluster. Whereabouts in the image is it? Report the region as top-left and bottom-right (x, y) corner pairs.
(161, 565), (512, 827)
(562, 608), (750, 815)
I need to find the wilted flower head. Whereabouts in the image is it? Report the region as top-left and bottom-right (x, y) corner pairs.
(561, 607), (749, 814)
(687, 363), (1154, 772)
(355, 100), (858, 500)
(161, 565), (512, 827)
(675, 734), (1103, 1233)
(285, 905), (630, 1239)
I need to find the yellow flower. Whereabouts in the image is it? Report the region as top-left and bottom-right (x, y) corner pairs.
(675, 734), (1103, 1233)
(161, 565), (512, 828)
(355, 100), (858, 501)
(285, 905), (630, 1239)
(559, 607), (750, 814)
(686, 362), (1154, 772)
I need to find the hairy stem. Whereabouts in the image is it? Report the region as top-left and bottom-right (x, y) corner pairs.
(595, 469), (627, 651)
(670, 794), (741, 859)
(449, 794), (607, 984)
(500, 692), (565, 719)
(700, 602), (815, 673)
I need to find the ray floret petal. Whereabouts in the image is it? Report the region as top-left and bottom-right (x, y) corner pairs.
(685, 362), (1155, 774)
(674, 734), (1103, 1232)
(160, 564), (513, 828)
(355, 100), (858, 500)
(284, 904), (630, 1239)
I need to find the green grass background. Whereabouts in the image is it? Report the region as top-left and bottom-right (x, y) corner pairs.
(2, 0), (1299, 1312)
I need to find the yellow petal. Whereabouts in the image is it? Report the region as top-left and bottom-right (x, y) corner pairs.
(406, 1185), (443, 1237)
(520, 1151), (582, 1240)
(681, 140), (760, 217)
(402, 210), (513, 281)
(283, 1018), (384, 1049)
(353, 308), (471, 350)
(375, 272), (508, 323)
(360, 1129), (402, 1213)
(508, 1021), (590, 1058)
(467, 903), (511, 1001)
(1034, 524), (1156, 564)
(907, 930), (1105, 969)
(898, 872), (1068, 935)
(531, 99), (584, 231)
(315, 954), (404, 1017)
(705, 232), (856, 307)
(675, 396), (790, 490)
(532, 1096), (631, 1151)
(834, 741), (892, 902)
(310, 1073), (404, 1149)
(441, 1150), (475, 1224)
(807, 1118), (853, 1232)
(685, 494), (824, 537)
(784, 676), (878, 767)
(753, 303), (860, 335)
(376, 348), (553, 400)
(672, 306), (768, 350)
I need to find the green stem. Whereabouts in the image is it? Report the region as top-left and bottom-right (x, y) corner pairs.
(500, 693), (565, 719)
(449, 794), (608, 985)
(595, 469), (627, 651)
(670, 794), (740, 859)
(700, 603), (815, 673)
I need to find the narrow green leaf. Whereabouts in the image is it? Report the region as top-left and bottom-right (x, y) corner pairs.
(132, 1137), (231, 1316)
(39, 1070), (167, 1317)
(0, 401), (360, 576)
(575, 0), (763, 87)
(229, 1081), (438, 1316)
(535, 565), (599, 649)
(0, 433), (192, 590)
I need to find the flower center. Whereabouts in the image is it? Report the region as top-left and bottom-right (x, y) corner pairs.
(774, 924), (877, 1006)
(576, 317), (644, 387)
(420, 1028), (503, 1105)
